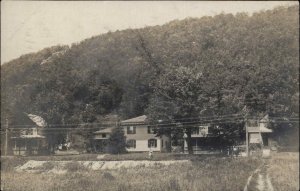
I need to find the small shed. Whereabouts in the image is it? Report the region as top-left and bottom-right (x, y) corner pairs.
(246, 115), (273, 156)
(92, 127), (114, 152)
(247, 115), (272, 145)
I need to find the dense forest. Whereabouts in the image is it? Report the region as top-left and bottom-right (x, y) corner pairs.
(1, 6), (299, 149)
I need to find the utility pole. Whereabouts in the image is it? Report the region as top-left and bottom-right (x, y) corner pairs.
(245, 119), (249, 157)
(244, 106), (250, 157)
(5, 118), (9, 156)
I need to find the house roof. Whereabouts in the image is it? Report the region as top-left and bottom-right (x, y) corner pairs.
(259, 114), (269, 122)
(121, 115), (147, 124)
(259, 114), (272, 133)
(101, 114), (119, 121)
(94, 127), (114, 134)
(260, 125), (272, 133)
(247, 114), (272, 133)
(26, 113), (47, 128)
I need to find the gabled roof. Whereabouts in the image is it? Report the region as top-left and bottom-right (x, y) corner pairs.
(260, 125), (272, 133)
(26, 113), (47, 127)
(259, 114), (269, 122)
(94, 127), (114, 134)
(259, 114), (272, 133)
(248, 114), (272, 133)
(121, 115), (147, 124)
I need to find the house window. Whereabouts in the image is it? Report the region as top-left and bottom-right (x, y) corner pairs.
(161, 140), (164, 148)
(199, 126), (209, 136)
(127, 126), (136, 134)
(148, 139), (157, 148)
(192, 127), (199, 135)
(32, 128), (38, 135)
(102, 134), (106, 138)
(147, 126), (155, 134)
(127, 139), (136, 148)
(247, 120), (259, 127)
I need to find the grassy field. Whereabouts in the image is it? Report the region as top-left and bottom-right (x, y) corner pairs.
(268, 152), (299, 191)
(1, 155), (260, 191)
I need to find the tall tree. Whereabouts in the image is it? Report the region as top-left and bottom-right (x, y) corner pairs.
(107, 127), (127, 154)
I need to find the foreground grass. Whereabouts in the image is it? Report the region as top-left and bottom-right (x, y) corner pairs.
(268, 152), (299, 191)
(1, 157), (260, 191)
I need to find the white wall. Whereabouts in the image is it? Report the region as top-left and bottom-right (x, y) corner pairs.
(127, 139), (161, 152)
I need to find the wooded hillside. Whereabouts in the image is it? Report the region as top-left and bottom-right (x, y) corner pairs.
(1, 6), (298, 131)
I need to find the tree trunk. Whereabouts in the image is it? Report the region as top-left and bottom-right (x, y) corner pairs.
(186, 128), (194, 154)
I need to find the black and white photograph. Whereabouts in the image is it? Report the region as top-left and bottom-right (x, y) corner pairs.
(1, 1), (299, 191)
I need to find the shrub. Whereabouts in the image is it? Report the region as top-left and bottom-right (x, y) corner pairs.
(107, 127), (127, 154)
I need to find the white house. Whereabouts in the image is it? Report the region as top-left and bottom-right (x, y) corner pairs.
(247, 115), (272, 145)
(93, 115), (170, 152)
(121, 115), (170, 152)
(247, 115), (274, 157)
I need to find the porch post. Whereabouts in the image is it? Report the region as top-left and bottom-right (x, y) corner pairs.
(25, 139), (27, 155)
(246, 122), (249, 157)
(195, 138), (198, 154)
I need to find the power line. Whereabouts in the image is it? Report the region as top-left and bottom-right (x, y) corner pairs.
(162, 113), (243, 121)
(2, 118), (299, 130)
(1, 113), (298, 130)
(2, 110), (298, 128)
(0, 114), (243, 128)
(3, 121), (117, 128)
(2, 118), (298, 132)
(1, 116), (244, 129)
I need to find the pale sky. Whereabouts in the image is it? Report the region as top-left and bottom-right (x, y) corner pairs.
(1, 1), (298, 64)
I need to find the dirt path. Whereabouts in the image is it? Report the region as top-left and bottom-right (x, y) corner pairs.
(256, 169), (274, 191)
(244, 161), (274, 191)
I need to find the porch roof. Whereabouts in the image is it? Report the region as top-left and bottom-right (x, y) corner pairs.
(11, 134), (45, 139)
(247, 126), (272, 133)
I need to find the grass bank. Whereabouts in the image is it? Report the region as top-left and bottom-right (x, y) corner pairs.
(1, 156), (260, 191)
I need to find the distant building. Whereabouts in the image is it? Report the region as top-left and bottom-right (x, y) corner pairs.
(92, 115), (170, 152)
(11, 127), (46, 156)
(183, 125), (222, 154)
(93, 127), (113, 152)
(121, 115), (170, 152)
(10, 113), (47, 156)
(182, 115), (275, 155)
(246, 114), (274, 156)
